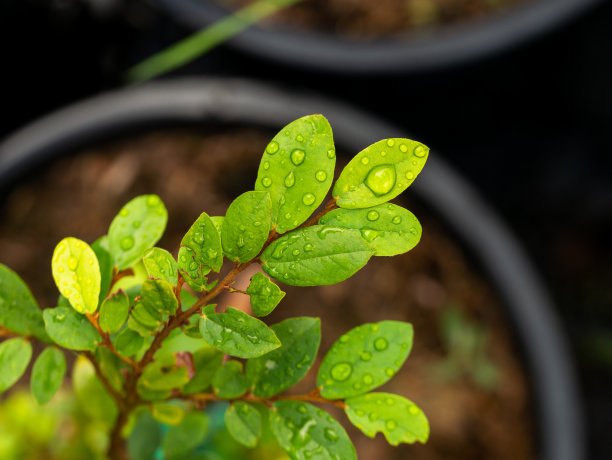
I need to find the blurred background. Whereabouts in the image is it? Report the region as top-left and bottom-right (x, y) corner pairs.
(0, 0), (611, 459)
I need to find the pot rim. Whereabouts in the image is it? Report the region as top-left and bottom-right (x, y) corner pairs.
(0, 78), (584, 460)
(153, 0), (600, 74)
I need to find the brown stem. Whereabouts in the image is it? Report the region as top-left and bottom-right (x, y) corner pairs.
(86, 313), (136, 368)
(108, 409), (129, 460)
(300, 198), (339, 229)
(0, 327), (20, 339)
(83, 351), (126, 408)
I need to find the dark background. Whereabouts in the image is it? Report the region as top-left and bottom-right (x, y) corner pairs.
(1, 0), (611, 458)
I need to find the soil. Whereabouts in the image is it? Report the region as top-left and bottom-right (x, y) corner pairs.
(223, 0), (531, 38)
(0, 127), (534, 459)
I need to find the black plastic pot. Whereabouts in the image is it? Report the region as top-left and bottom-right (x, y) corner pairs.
(0, 79), (583, 460)
(154, 0), (600, 74)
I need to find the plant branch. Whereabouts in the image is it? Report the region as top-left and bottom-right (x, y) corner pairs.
(86, 313), (137, 368)
(83, 351), (126, 410)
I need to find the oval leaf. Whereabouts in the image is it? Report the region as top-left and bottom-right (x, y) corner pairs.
(113, 328), (145, 358)
(246, 317), (320, 398)
(222, 191), (272, 262)
(255, 114), (335, 233)
(92, 237), (113, 307)
(246, 273), (285, 317)
(99, 289), (130, 334)
(212, 360), (249, 399)
(0, 264), (48, 341)
(333, 139), (429, 208)
(318, 321), (413, 399)
(162, 411), (209, 458)
(177, 212), (223, 291)
(151, 403), (185, 426)
(270, 401), (356, 460)
(127, 279), (178, 337)
(261, 226), (374, 286)
(345, 393), (429, 445)
(30, 346), (66, 405)
(128, 412), (161, 460)
(140, 353), (189, 391)
(43, 306), (100, 351)
(225, 402), (262, 448)
(183, 347), (224, 395)
(319, 203), (422, 256)
(72, 355), (118, 424)
(0, 337), (32, 392)
(108, 194), (168, 270)
(51, 237), (101, 314)
(199, 306), (281, 359)
(143, 248), (178, 286)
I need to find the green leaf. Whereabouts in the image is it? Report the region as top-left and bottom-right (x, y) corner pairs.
(143, 248), (178, 286)
(108, 194), (168, 270)
(255, 114), (335, 233)
(162, 411), (209, 457)
(0, 263), (48, 341)
(212, 360), (249, 399)
(270, 401), (356, 460)
(30, 346), (66, 405)
(177, 212), (223, 291)
(128, 412), (161, 460)
(0, 338), (33, 392)
(319, 203), (422, 256)
(183, 347), (223, 395)
(199, 307), (281, 358)
(261, 225), (374, 286)
(221, 191), (272, 262)
(246, 317), (320, 398)
(99, 289), (130, 334)
(43, 306), (100, 351)
(317, 321), (413, 399)
(211, 216), (224, 233)
(155, 329), (209, 357)
(92, 237), (113, 306)
(151, 402), (185, 426)
(333, 138), (429, 208)
(51, 237), (101, 314)
(246, 273), (285, 317)
(140, 353), (189, 391)
(225, 402), (262, 448)
(72, 355), (118, 424)
(345, 393), (429, 445)
(127, 279), (178, 337)
(113, 328), (145, 358)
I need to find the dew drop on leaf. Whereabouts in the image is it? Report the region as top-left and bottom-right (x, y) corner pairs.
(405, 172), (414, 180)
(363, 374), (374, 385)
(360, 351), (372, 361)
(302, 193), (316, 206)
(374, 337), (389, 351)
(120, 236), (135, 250)
(266, 141), (279, 154)
(386, 139), (395, 147)
(327, 149), (336, 159)
(414, 145), (427, 157)
(330, 362), (352, 381)
(386, 420), (397, 431)
(262, 177), (272, 188)
(291, 149), (305, 166)
(324, 428), (339, 443)
(315, 170), (327, 182)
(392, 216), (402, 224)
(364, 165), (396, 196)
(67, 256), (79, 271)
(304, 243), (313, 252)
(367, 210), (379, 221)
(284, 171), (296, 188)
(263, 161), (270, 170)
(361, 157), (370, 165)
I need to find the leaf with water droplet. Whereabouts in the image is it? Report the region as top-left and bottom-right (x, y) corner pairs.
(0, 337), (32, 392)
(222, 191), (272, 262)
(108, 195), (168, 270)
(270, 401), (356, 460)
(127, 279), (178, 337)
(139, 353), (190, 393)
(143, 247), (178, 286)
(72, 355), (118, 424)
(225, 402), (262, 448)
(99, 289), (130, 334)
(161, 411), (209, 458)
(246, 273), (286, 317)
(182, 346), (223, 395)
(345, 393), (429, 445)
(261, 226), (374, 286)
(177, 212), (223, 291)
(317, 321), (413, 399)
(255, 115), (335, 233)
(52, 237), (101, 314)
(0, 263), (49, 341)
(43, 306), (100, 351)
(333, 139), (428, 208)
(199, 306), (281, 358)
(30, 346), (66, 405)
(128, 412), (161, 460)
(246, 317), (320, 398)
(212, 360), (250, 399)
(320, 204), (421, 256)
(113, 328), (145, 358)
(92, 236), (113, 308)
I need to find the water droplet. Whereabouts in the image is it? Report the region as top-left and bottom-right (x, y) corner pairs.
(339, 335), (349, 343)
(57, 266), (65, 273)
(401, 342), (409, 349)
(361, 229), (381, 242)
(263, 161), (270, 170)
(291, 149), (305, 165)
(365, 164), (396, 196)
(374, 337), (388, 351)
(292, 249), (300, 256)
(363, 374), (374, 385)
(317, 227), (342, 239)
(330, 362), (352, 381)
(367, 210), (379, 221)
(368, 412), (379, 423)
(146, 195), (160, 207)
(302, 193), (316, 206)
(132, 221), (141, 229)
(355, 409), (365, 417)
(298, 404), (308, 414)
(284, 212), (292, 220)
(323, 427), (339, 443)
(380, 150), (387, 157)
(386, 397), (395, 406)
(405, 171), (414, 180)
(414, 145), (427, 157)
(315, 170), (327, 182)
(361, 157), (370, 165)
(237, 236), (245, 248)
(304, 243), (314, 252)
(400, 144), (408, 153)
(386, 139), (395, 147)
(119, 208), (129, 217)
(392, 216), (402, 224)
(370, 324), (380, 332)
(409, 405), (419, 415)
(386, 420), (397, 431)
(360, 351), (372, 361)
(296, 134), (304, 142)
(385, 367), (394, 377)
(120, 236), (135, 250)
(194, 232), (204, 244)
(266, 141), (279, 154)
(262, 177), (272, 188)
(353, 382), (363, 391)
(283, 273), (290, 280)
(284, 171), (296, 188)
(327, 149), (336, 159)
(207, 248), (218, 258)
